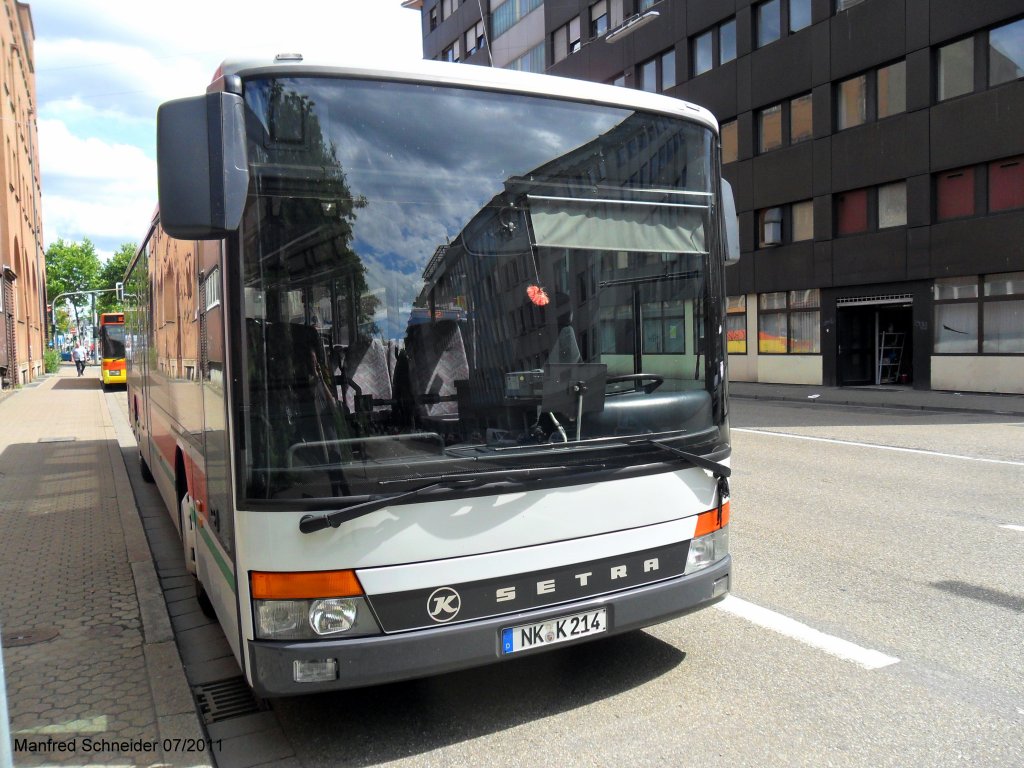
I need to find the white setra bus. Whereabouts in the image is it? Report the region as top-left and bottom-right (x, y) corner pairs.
(123, 55), (739, 696)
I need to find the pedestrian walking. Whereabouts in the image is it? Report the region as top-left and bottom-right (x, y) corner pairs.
(72, 341), (87, 376)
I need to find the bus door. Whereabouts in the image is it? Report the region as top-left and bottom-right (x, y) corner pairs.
(196, 242), (241, 660)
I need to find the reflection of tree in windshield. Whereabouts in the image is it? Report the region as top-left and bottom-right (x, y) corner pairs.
(245, 80), (378, 334)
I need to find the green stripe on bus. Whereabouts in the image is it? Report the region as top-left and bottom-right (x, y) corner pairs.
(198, 517), (237, 594)
(156, 451), (174, 483)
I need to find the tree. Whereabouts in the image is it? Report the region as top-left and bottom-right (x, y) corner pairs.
(96, 243), (136, 315)
(45, 238), (101, 339)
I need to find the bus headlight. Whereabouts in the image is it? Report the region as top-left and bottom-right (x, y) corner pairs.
(684, 526), (729, 574)
(309, 598), (358, 635)
(253, 597), (381, 640)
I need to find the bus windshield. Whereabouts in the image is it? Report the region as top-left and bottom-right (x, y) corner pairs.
(238, 76), (721, 502)
(100, 322), (125, 359)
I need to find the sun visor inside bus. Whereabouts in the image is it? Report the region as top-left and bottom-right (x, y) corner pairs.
(526, 195), (706, 254)
(157, 92), (249, 240)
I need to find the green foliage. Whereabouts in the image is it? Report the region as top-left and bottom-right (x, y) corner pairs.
(45, 238), (100, 336)
(43, 348), (61, 374)
(96, 243), (136, 315)
(45, 238), (100, 301)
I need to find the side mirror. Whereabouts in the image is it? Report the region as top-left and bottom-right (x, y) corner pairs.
(721, 178), (740, 266)
(157, 92), (249, 240)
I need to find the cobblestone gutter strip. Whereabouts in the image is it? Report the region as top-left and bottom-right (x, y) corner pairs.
(105, 392), (214, 768)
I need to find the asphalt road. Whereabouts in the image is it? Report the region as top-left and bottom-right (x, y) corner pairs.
(262, 398), (1024, 767)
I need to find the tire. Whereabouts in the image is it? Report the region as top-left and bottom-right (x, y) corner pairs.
(139, 451), (155, 483)
(195, 578), (217, 619)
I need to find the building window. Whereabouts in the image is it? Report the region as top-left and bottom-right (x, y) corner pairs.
(878, 181), (907, 228)
(758, 103), (783, 153)
(836, 188), (869, 235)
(640, 57), (658, 92)
(758, 207), (783, 247)
(789, 0), (811, 32)
(989, 156), (1024, 212)
(877, 60), (907, 118)
(693, 30), (713, 76)
(552, 16), (582, 63)
(757, 94), (811, 153)
(640, 48), (676, 92)
(661, 49), (676, 90)
(429, 6), (438, 31)
(590, 0), (608, 38)
(936, 167), (975, 220)
(721, 120), (738, 164)
(505, 41), (546, 73)
(934, 273), (1024, 354)
(465, 20), (486, 56)
(983, 272), (1024, 353)
(757, 0), (781, 48)
(690, 18), (737, 77)
(758, 289), (820, 354)
(836, 61), (906, 129)
(837, 74), (867, 129)
(937, 37), (975, 101)
(757, 201), (813, 246)
(727, 296), (747, 354)
(792, 200), (814, 241)
(493, 0), (542, 39)
(790, 93), (813, 143)
(720, 19), (737, 63)
(989, 18), (1024, 87)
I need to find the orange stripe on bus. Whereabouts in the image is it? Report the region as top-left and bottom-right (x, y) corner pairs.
(250, 570), (364, 599)
(694, 501), (730, 538)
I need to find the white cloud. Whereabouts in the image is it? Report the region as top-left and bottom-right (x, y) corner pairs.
(34, 1), (425, 251)
(39, 119), (155, 250)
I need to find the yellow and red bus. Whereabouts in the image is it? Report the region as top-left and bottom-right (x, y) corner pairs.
(98, 312), (126, 388)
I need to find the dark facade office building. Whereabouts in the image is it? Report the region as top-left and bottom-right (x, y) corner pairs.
(407, 0), (1024, 394)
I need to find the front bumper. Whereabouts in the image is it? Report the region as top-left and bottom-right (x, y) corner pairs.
(248, 556), (730, 697)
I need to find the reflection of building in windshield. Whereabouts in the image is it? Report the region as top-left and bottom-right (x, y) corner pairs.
(413, 111), (712, 408)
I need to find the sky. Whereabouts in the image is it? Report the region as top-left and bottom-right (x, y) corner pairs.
(32, 0), (425, 261)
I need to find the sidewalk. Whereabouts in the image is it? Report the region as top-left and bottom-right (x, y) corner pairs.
(728, 381), (1024, 417)
(0, 364), (210, 767)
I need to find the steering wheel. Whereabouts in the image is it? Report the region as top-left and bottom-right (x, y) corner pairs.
(606, 373), (664, 395)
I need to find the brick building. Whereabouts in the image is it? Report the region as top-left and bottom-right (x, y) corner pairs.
(0, 0), (43, 388)
(407, 0), (1024, 393)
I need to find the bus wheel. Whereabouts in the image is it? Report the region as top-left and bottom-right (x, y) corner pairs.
(196, 580), (216, 619)
(139, 452), (155, 483)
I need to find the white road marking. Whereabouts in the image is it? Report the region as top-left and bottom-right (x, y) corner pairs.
(715, 595), (900, 670)
(999, 524), (1024, 532)
(733, 428), (1024, 467)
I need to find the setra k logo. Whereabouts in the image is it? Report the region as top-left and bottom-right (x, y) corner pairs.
(427, 587), (462, 622)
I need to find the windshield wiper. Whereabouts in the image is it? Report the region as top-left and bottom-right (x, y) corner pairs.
(299, 464), (606, 534)
(629, 438), (730, 515)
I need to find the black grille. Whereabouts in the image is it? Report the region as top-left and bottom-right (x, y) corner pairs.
(193, 676), (268, 724)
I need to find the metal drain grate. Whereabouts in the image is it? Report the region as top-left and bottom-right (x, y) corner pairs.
(38, 436), (76, 443)
(194, 676), (268, 724)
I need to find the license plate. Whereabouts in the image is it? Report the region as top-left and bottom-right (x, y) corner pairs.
(501, 608), (607, 654)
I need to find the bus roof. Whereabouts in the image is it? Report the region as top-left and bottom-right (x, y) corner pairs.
(211, 55), (720, 134)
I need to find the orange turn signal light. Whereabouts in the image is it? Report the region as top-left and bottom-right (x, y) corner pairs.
(694, 501), (730, 538)
(250, 570), (363, 600)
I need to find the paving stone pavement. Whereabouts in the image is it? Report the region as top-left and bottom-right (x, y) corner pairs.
(0, 364), (211, 767)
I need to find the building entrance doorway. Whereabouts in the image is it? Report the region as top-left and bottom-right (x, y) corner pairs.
(836, 299), (913, 386)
